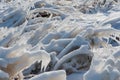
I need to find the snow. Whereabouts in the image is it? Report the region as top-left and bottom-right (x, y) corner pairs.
(0, 0), (120, 80)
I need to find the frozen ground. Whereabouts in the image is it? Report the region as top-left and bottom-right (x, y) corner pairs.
(0, 0), (120, 80)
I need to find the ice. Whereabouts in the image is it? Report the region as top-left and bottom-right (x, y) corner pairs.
(0, 0), (120, 80)
(30, 70), (66, 80)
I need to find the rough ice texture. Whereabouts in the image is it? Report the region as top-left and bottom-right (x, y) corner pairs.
(30, 70), (66, 80)
(0, 0), (120, 80)
(83, 47), (120, 80)
(0, 45), (51, 79)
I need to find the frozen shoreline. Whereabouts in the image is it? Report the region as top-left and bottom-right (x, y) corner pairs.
(0, 0), (120, 80)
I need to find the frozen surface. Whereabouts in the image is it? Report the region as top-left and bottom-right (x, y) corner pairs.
(0, 0), (120, 80)
(30, 70), (66, 80)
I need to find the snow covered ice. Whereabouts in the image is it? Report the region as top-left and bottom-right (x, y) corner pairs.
(0, 0), (120, 80)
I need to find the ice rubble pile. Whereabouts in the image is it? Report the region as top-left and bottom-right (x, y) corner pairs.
(0, 0), (120, 80)
(84, 48), (120, 80)
(0, 45), (51, 79)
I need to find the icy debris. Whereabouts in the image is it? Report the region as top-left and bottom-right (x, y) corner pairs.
(0, 45), (50, 79)
(0, 21), (27, 47)
(34, 0), (58, 9)
(83, 48), (120, 80)
(84, 64), (120, 80)
(30, 70), (66, 80)
(53, 45), (93, 74)
(44, 38), (72, 53)
(113, 50), (120, 58)
(57, 36), (88, 58)
(0, 8), (26, 27)
(0, 0), (120, 80)
(100, 12), (120, 29)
